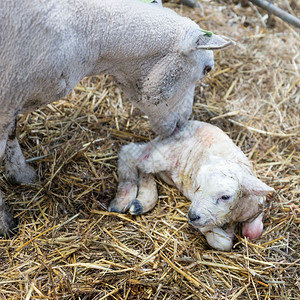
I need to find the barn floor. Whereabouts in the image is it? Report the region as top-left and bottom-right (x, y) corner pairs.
(0, 1), (299, 299)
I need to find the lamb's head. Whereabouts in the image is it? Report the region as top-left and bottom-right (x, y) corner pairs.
(187, 162), (274, 235)
(131, 30), (234, 137)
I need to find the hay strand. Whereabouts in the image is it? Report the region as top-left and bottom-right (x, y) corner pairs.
(0, 1), (299, 299)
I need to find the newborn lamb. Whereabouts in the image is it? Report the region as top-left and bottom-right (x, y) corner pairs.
(109, 121), (274, 251)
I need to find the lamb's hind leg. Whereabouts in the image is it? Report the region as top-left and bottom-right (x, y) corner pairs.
(109, 171), (158, 215)
(5, 122), (38, 185)
(109, 143), (140, 213)
(129, 173), (158, 215)
(109, 141), (166, 214)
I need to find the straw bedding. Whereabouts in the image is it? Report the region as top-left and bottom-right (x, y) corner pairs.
(0, 0), (299, 299)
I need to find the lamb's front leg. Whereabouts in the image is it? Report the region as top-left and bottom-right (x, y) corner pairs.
(201, 224), (235, 251)
(5, 124), (38, 185)
(109, 141), (168, 214)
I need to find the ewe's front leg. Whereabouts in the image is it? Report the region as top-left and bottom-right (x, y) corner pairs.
(0, 124), (18, 236)
(0, 193), (17, 237)
(5, 125), (38, 185)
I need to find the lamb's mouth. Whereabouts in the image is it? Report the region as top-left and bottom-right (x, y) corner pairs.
(190, 217), (232, 233)
(190, 222), (216, 234)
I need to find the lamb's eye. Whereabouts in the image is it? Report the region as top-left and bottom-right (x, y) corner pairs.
(216, 195), (232, 204)
(220, 195), (230, 201)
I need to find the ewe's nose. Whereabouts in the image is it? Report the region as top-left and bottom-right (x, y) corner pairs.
(188, 211), (201, 223)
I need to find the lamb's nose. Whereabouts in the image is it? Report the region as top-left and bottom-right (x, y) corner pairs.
(188, 211), (201, 223)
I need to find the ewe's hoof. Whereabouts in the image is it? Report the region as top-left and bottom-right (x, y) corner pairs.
(6, 164), (38, 185)
(129, 199), (143, 215)
(0, 211), (18, 238)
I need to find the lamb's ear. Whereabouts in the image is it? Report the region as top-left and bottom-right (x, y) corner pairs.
(241, 174), (274, 196)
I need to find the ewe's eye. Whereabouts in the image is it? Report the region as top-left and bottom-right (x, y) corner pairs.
(220, 195), (231, 201)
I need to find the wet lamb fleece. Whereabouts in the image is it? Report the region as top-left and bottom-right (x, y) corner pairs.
(110, 121), (274, 251)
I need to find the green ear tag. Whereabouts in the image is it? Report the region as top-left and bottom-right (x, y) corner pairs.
(199, 29), (213, 37)
(138, 0), (155, 3)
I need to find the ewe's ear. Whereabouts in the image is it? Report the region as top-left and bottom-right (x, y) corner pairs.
(183, 29), (235, 54)
(196, 32), (236, 50)
(241, 174), (274, 196)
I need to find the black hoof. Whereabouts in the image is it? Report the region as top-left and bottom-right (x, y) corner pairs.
(108, 206), (122, 213)
(129, 199), (143, 215)
(108, 202), (129, 214)
(108, 197), (136, 214)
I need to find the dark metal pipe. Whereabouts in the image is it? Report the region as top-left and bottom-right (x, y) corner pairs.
(249, 0), (300, 28)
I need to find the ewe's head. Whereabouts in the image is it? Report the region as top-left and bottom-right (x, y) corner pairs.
(187, 162), (274, 232)
(133, 29), (234, 137)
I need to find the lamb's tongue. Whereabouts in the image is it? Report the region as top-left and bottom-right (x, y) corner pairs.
(242, 213), (263, 240)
